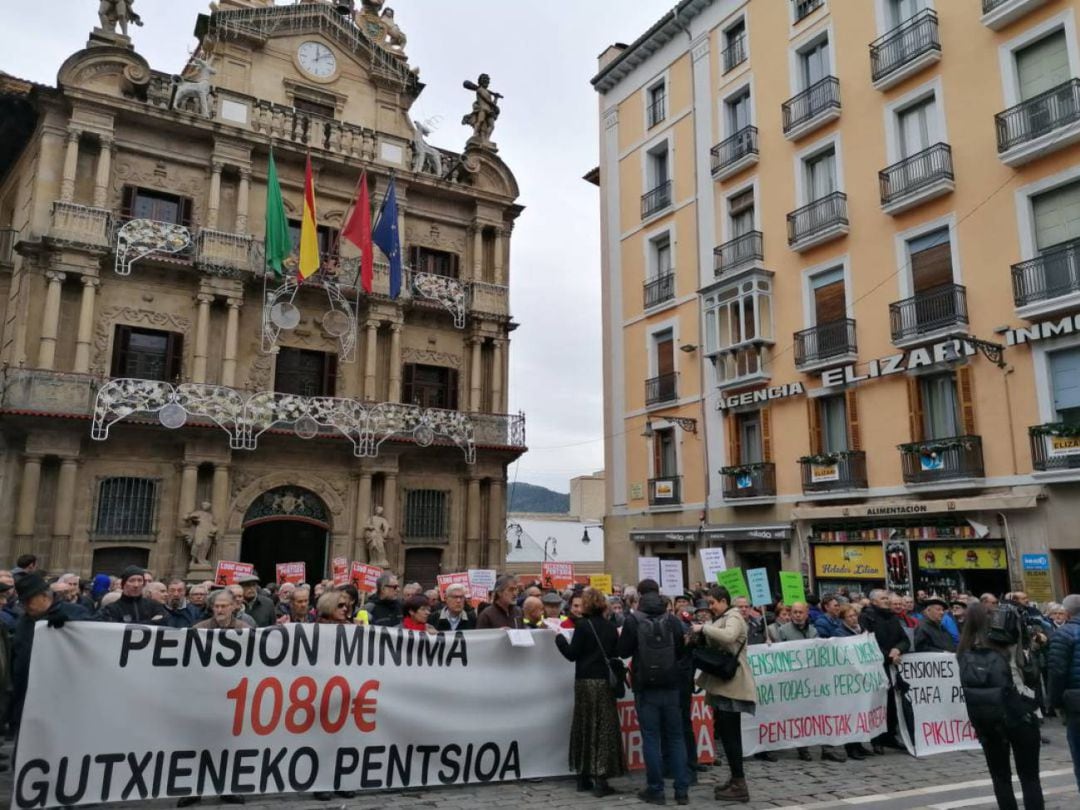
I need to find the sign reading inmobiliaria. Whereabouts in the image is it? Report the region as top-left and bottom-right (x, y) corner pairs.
(12, 624), (575, 808)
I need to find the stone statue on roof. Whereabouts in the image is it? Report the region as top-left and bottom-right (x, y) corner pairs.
(462, 74), (502, 152)
(97, 0), (143, 38)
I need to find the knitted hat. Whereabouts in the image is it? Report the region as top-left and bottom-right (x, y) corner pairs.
(91, 573), (112, 601)
(120, 565), (147, 584)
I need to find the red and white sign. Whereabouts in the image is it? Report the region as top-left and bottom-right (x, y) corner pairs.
(214, 561), (254, 586)
(466, 569), (497, 605)
(619, 690), (715, 770)
(541, 562), (574, 591)
(437, 572), (470, 598)
(350, 562), (383, 594)
(331, 557), (349, 586)
(275, 562), (306, 586)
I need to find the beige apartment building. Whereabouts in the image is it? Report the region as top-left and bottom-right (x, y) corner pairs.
(594, 0), (1080, 600)
(0, 0), (525, 585)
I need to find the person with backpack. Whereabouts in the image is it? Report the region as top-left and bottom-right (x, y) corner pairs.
(617, 578), (690, 806)
(958, 601), (1045, 810)
(1047, 593), (1080, 792)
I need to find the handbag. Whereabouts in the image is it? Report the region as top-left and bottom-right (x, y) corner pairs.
(693, 627), (746, 681)
(587, 619), (627, 698)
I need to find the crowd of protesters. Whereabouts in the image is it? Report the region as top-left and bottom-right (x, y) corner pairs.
(0, 553), (1079, 807)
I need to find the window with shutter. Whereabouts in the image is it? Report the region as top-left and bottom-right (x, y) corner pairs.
(818, 395), (849, 453)
(1033, 180), (1080, 252)
(727, 411), (741, 466)
(653, 428), (677, 477)
(907, 376), (925, 442)
(1050, 347), (1080, 424)
(400, 363), (458, 410)
(807, 398), (823, 455)
(275, 347), (335, 397)
(761, 406), (773, 462)
(1016, 31), (1069, 102)
(737, 411), (763, 464)
(130, 188), (185, 225)
(908, 228), (953, 292)
(957, 366), (976, 437)
(921, 373), (962, 439)
(111, 325), (183, 382)
(845, 389), (862, 451)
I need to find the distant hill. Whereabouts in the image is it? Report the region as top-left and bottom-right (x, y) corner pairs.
(508, 482), (570, 514)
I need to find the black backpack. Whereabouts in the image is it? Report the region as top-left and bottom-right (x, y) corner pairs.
(958, 647), (1026, 724)
(986, 605), (1021, 645)
(634, 613), (677, 689)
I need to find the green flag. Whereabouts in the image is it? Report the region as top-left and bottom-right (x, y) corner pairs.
(264, 149), (290, 278)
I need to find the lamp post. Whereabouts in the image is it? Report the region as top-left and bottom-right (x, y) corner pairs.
(507, 520), (523, 550)
(543, 537), (557, 562)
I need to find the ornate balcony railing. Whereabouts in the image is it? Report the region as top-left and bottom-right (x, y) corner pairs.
(195, 229), (258, 278)
(713, 231), (763, 277)
(996, 79), (1080, 153)
(647, 95), (667, 128)
(889, 283), (968, 343)
(711, 126), (758, 176)
(1029, 424), (1080, 471)
(645, 372), (678, 406)
(712, 343), (771, 390)
(0, 228), (15, 264)
(648, 475), (682, 506)
(794, 318), (857, 369)
(0, 368), (98, 414)
(879, 143), (953, 208)
(899, 436), (984, 484)
(799, 451), (868, 493)
(644, 273), (676, 309)
(721, 462), (776, 499)
(722, 34), (747, 73)
(982, 0), (1011, 9)
(870, 9), (940, 84)
(1012, 238), (1080, 308)
(782, 77), (841, 135)
(787, 192), (848, 247)
(469, 280), (510, 318)
(794, 0), (824, 23)
(641, 180), (672, 219)
(48, 201), (113, 248)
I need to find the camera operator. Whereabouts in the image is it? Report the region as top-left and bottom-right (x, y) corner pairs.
(1005, 594), (1052, 744)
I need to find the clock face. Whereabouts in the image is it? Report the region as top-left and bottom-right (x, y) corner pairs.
(297, 41), (337, 78)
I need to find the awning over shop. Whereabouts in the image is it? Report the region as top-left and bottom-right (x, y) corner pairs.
(630, 524), (791, 543)
(790, 487), (1043, 521)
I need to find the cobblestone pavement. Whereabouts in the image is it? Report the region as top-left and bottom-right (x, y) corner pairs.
(1, 722), (1076, 809)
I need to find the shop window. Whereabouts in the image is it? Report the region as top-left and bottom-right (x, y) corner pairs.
(110, 325), (183, 382)
(275, 347), (337, 397)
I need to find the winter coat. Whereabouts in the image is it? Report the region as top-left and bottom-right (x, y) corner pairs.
(165, 602), (202, 628)
(476, 601), (525, 629)
(193, 617), (249, 631)
(813, 613), (845, 639)
(697, 607), (757, 705)
(1047, 615), (1080, 711)
(556, 614), (619, 681)
(433, 606), (476, 632)
(11, 602), (89, 727)
(770, 620), (818, 643)
(745, 615), (767, 645)
(617, 591), (688, 690)
(859, 604), (911, 658)
(914, 618), (956, 653)
(96, 594), (167, 625)
(365, 597), (404, 627)
(244, 593), (276, 628)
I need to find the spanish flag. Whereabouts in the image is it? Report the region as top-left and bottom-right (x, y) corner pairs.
(298, 155), (320, 280)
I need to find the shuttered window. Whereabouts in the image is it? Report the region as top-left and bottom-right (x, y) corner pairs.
(1017, 31), (1070, 102)
(1050, 347), (1080, 424)
(908, 228), (953, 292)
(910, 370), (974, 441)
(110, 325), (183, 382)
(652, 428), (677, 477)
(1033, 180), (1080, 252)
(811, 267), (846, 325)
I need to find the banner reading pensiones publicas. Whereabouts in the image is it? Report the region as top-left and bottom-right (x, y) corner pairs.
(13, 623), (575, 808)
(894, 653), (980, 757)
(741, 635), (888, 754)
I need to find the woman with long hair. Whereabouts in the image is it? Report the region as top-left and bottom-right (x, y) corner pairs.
(554, 587), (625, 797)
(957, 602), (1044, 810)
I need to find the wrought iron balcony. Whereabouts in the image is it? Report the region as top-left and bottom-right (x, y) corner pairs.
(869, 9), (941, 88)
(787, 192), (848, 250)
(645, 372), (678, 407)
(711, 126), (758, 179)
(644, 273), (676, 309)
(782, 77), (841, 139)
(889, 283), (968, 344)
(641, 180), (672, 219)
(981, 0), (1053, 30)
(722, 34), (747, 73)
(714, 231), (763, 278)
(648, 475), (683, 506)
(721, 462), (776, 500)
(794, 0), (824, 23)
(879, 143), (954, 213)
(0, 228), (15, 265)
(48, 201), (113, 249)
(899, 436), (984, 484)
(1029, 424), (1080, 472)
(799, 451), (868, 494)
(982, 0), (1011, 9)
(1012, 238), (1080, 310)
(794, 318), (857, 370)
(995, 79), (1080, 160)
(648, 95), (667, 128)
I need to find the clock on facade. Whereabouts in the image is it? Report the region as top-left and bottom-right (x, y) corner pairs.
(297, 41), (337, 79)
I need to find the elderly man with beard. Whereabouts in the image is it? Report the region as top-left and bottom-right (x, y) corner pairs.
(164, 579), (200, 628)
(860, 589), (910, 753)
(237, 575), (275, 627)
(97, 566), (167, 625)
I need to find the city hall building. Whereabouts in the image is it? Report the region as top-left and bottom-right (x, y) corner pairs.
(0, 0), (525, 584)
(593, 0), (1080, 600)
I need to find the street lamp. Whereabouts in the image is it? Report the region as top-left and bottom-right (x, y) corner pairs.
(544, 537), (557, 561)
(641, 415), (698, 438)
(507, 521), (523, 550)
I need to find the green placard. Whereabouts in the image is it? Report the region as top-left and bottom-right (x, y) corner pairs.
(716, 567), (749, 599)
(779, 571), (806, 605)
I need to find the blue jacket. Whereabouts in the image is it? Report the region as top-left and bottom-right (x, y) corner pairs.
(813, 612), (844, 639)
(942, 613), (959, 643)
(1047, 615), (1080, 709)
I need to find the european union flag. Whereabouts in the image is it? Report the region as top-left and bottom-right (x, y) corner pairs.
(372, 179), (402, 299)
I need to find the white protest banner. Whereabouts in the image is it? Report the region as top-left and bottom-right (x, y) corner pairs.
(637, 557), (660, 584)
(742, 635), (888, 754)
(13, 623), (575, 808)
(894, 653), (980, 757)
(659, 560), (684, 597)
(698, 547), (727, 583)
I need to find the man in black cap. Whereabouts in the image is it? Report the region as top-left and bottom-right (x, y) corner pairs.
(237, 574), (275, 628)
(914, 596), (956, 653)
(96, 566), (167, 625)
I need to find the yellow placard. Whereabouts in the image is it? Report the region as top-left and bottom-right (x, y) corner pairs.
(589, 574), (613, 595)
(813, 544), (886, 580)
(917, 546), (1006, 570)
(1024, 570), (1053, 603)
(1049, 435), (1080, 457)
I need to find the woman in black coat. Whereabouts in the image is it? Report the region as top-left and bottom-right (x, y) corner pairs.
(555, 587), (625, 797)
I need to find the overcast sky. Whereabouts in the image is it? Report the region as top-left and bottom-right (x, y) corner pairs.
(0, 0), (672, 493)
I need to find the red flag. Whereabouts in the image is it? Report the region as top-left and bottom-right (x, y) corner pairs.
(342, 171), (373, 293)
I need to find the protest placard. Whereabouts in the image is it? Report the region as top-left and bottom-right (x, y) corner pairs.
(746, 568), (772, 607)
(349, 562), (382, 594)
(741, 635), (888, 753)
(619, 690), (715, 770)
(213, 560), (254, 586)
(637, 557), (660, 584)
(589, 574), (613, 595)
(716, 568), (748, 599)
(894, 653), (980, 757)
(779, 571), (806, 605)
(541, 562), (574, 590)
(699, 547), (727, 583)
(275, 562), (306, 586)
(467, 569), (497, 604)
(331, 557), (348, 586)
(437, 572), (470, 598)
(659, 560), (684, 597)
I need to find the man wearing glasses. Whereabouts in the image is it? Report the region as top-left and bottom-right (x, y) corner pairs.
(434, 583), (477, 631)
(364, 574), (404, 627)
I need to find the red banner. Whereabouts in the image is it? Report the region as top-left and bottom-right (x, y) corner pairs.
(619, 691), (715, 769)
(350, 562), (383, 594)
(436, 572), (470, 598)
(275, 562), (306, 586)
(331, 557), (349, 586)
(214, 560), (254, 586)
(541, 562), (575, 591)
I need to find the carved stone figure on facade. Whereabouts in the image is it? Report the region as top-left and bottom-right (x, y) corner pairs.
(380, 8), (407, 55)
(172, 54), (216, 118)
(365, 505), (391, 567)
(98, 0), (143, 38)
(411, 120), (443, 176)
(181, 501), (218, 565)
(462, 74), (502, 151)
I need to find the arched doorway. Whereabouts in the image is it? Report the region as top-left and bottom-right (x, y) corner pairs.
(404, 548), (443, 590)
(240, 486), (330, 586)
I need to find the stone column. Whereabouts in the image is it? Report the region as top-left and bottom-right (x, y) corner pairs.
(73, 276), (100, 374)
(466, 477), (482, 568)
(50, 458), (79, 570)
(92, 135), (114, 209)
(192, 293), (214, 384)
(175, 462), (199, 573)
(487, 479), (505, 570)
(469, 337), (483, 412)
(221, 300), (242, 388)
(388, 323), (402, 403)
(14, 453), (43, 557)
(354, 472), (372, 562)
(491, 339), (504, 414)
(37, 271), (66, 370)
(382, 472), (398, 561)
(207, 161), (223, 231)
(471, 224), (483, 280)
(236, 168), (251, 233)
(211, 463), (230, 536)
(363, 320), (379, 401)
(493, 228), (506, 285)
(60, 128), (81, 203)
